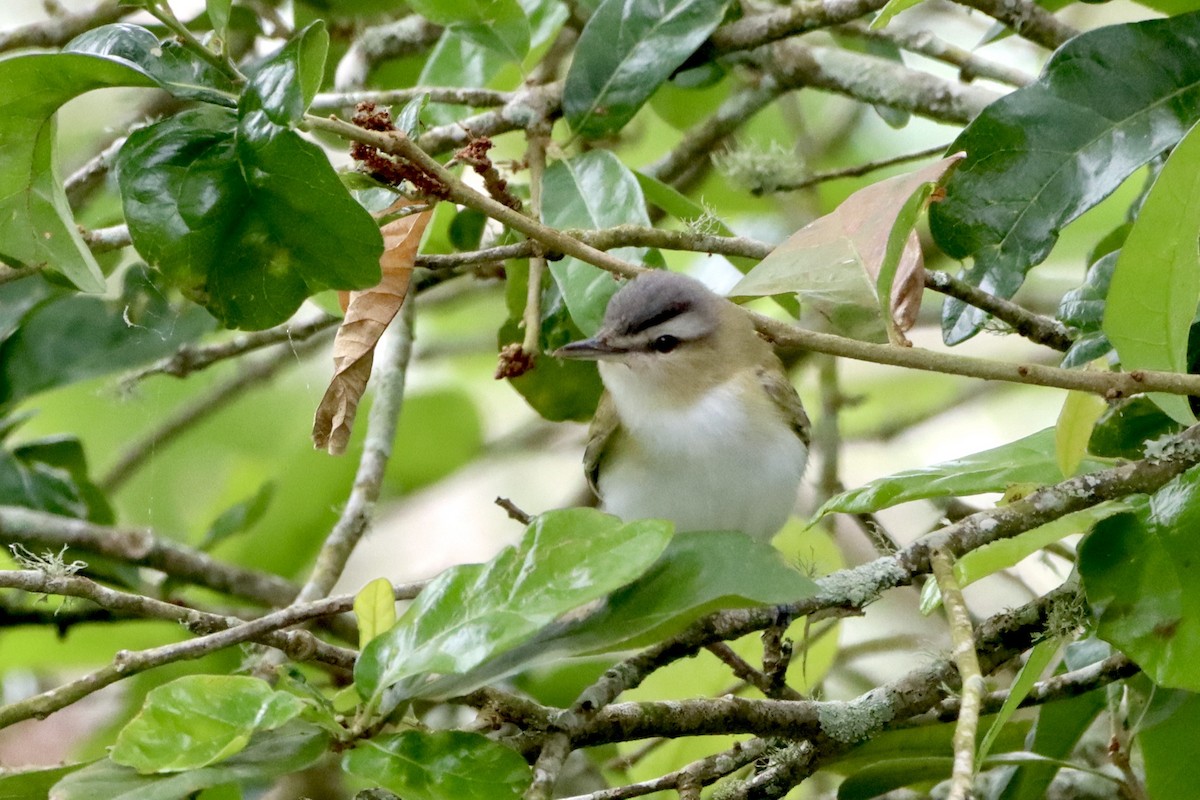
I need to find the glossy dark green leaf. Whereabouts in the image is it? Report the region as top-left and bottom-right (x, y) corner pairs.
(527, 530), (820, 654)
(1140, 689), (1200, 798)
(930, 11), (1200, 344)
(1080, 465), (1200, 691)
(0, 53), (152, 291)
(816, 428), (1109, 517)
(543, 151), (652, 335)
(343, 731), (531, 800)
(241, 22), (328, 127)
(111, 676), (306, 772)
(117, 71), (383, 328)
(1104, 119), (1200, 424)
(0, 763), (87, 799)
(499, 261), (604, 423)
(1088, 396), (1181, 459)
(564, 0), (732, 137)
(51, 722), (328, 800)
(444, 531), (820, 695)
(199, 482), (274, 551)
(66, 23), (238, 106)
(355, 509), (672, 708)
(1057, 251), (1116, 368)
(0, 268), (214, 407)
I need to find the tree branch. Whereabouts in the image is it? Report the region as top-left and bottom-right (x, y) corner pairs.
(951, 0), (1079, 50)
(931, 549), (983, 800)
(291, 299), (416, 605)
(0, 506), (300, 607)
(0, 0), (130, 52)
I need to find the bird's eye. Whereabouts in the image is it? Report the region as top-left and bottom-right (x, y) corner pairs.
(650, 335), (680, 353)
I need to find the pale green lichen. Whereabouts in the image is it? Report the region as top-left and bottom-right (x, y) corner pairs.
(712, 142), (808, 194)
(817, 694), (896, 743)
(816, 558), (908, 608)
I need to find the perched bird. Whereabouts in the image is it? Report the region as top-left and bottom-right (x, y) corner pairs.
(555, 270), (810, 539)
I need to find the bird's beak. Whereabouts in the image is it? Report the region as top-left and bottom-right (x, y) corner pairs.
(553, 337), (624, 361)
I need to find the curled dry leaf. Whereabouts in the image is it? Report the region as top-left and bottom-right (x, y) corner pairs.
(731, 154), (965, 343)
(312, 202), (434, 455)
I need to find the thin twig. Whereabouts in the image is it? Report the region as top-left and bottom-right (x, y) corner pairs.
(0, 586), (402, 730)
(562, 738), (771, 800)
(0, 0), (130, 52)
(836, 23), (1034, 88)
(926, 270), (1074, 352)
(0, 569), (362, 669)
(312, 87), (510, 112)
(526, 733), (571, 800)
(101, 339), (323, 492)
(291, 299), (417, 605)
(0, 506), (299, 607)
(755, 144), (951, 195)
(120, 313), (339, 385)
(951, 0), (1079, 50)
(309, 117), (1200, 401)
(522, 124), (550, 357)
(931, 548), (983, 800)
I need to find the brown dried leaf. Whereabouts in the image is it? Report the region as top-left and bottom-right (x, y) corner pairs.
(312, 204), (434, 455)
(731, 154), (965, 342)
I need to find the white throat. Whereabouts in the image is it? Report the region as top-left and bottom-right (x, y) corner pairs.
(596, 361), (807, 539)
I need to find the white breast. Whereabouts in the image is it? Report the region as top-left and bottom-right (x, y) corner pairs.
(596, 366), (807, 539)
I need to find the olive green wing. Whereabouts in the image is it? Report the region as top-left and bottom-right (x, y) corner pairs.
(758, 367), (811, 445)
(583, 392), (620, 497)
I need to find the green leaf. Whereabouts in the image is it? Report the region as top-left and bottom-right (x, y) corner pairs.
(1057, 251), (1116, 368)
(1080, 464), (1200, 691)
(199, 481), (275, 551)
(827, 715), (1030, 775)
(732, 156), (962, 343)
(1088, 396), (1181, 459)
(543, 151), (653, 336)
(837, 757), (952, 799)
(343, 731), (532, 800)
(1055, 390), (1106, 477)
(0, 268), (215, 407)
(1104, 119), (1200, 425)
(66, 23), (238, 106)
(355, 577), (397, 648)
(207, 0), (233, 41)
(977, 637), (1059, 767)
(525, 529), (820, 654)
(2, 435), (113, 523)
(396, 93), (431, 139)
(117, 108), (383, 328)
(1140, 689), (1200, 798)
(354, 509), (673, 708)
(408, 0), (530, 62)
(994, 689), (1105, 800)
(0, 53), (150, 291)
(111, 676), (306, 773)
(870, 0), (927, 29)
(498, 261), (604, 422)
(930, 11), (1200, 344)
(0, 763), (88, 799)
(242, 22), (328, 127)
(52, 722), (328, 800)
(816, 428), (1109, 517)
(564, 0), (732, 138)
(444, 530), (820, 697)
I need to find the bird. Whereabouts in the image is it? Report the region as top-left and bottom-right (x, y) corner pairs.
(554, 270), (810, 539)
